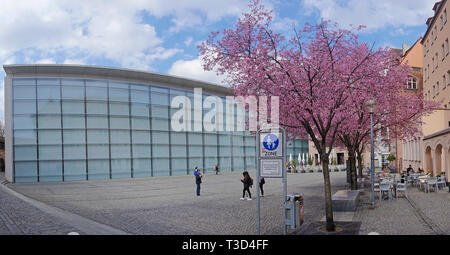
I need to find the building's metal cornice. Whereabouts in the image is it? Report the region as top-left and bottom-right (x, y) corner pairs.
(3, 64), (233, 96)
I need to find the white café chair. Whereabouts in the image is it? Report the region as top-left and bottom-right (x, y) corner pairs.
(395, 181), (408, 199)
(426, 177), (438, 193)
(379, 182), (392, 201)
(437, 176), (447, 189)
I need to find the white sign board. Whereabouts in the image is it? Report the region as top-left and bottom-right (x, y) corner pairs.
(260, 132), (283, 157)
(260, 159), (283, 178)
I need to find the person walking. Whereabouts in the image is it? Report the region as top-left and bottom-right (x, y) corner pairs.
(259, 177), (265, 197)
(213, 164), (219, 175)
(194, 167), (203, 196)
(240, 171), (253, 200)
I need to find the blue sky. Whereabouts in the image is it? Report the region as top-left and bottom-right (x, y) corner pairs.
(0, 0), (438, 121)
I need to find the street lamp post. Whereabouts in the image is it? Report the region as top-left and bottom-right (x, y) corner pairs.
(367, 99), (375, 206)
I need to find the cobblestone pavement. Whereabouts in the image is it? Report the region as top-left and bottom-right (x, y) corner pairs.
(354, 179), (450, 235)
(7, 171), (348, 235)
(0, 174), (83, 235)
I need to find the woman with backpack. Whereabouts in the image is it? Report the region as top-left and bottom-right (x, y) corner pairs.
(240, 171), (253, 200)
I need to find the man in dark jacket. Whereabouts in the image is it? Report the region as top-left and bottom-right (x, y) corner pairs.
(194, 167), (203, 196)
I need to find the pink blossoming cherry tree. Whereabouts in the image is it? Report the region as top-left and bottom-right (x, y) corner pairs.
(198, 0), (434, 232)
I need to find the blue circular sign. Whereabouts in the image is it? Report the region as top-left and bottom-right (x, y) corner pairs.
(263, 134), (279, 151)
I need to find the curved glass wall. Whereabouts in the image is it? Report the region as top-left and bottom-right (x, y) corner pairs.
(12, 77), (308, 182)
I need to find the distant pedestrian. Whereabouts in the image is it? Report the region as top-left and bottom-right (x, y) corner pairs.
(194, 167), (203, 196)
(259, 177), (265, 197)
(406, 165), (413, 175)
(213, 164), (219, 175)
(240, 171), (253, 200)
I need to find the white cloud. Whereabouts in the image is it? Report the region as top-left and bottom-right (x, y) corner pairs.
(168, 57), (226, 86)
(301, 0), (436, 31)
(184, 37), (194, 47)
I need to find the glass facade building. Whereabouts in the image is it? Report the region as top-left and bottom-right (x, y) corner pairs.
(5, 65), (308, 182)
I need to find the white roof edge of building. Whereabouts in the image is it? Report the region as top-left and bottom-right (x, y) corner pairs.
(3, 64), (233, 95)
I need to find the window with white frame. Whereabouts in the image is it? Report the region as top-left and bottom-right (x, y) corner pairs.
(406, 76), (418, 89)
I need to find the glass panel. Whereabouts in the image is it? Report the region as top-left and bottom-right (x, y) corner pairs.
(14, 145), (37, 160)
(132, 130), (150, 144)
(219, 146), (231, 156)
(151, 118), (169, 130)
(111, 159), (131, 179)
(110, 130), (130, 144)
(38, 100), (61, 114)
(14, 100), (36, 114)
(131, 90), (149, 103)
(109, 88), (129, 102)
(14, 115), (36, 129)
(233, 146), (245, 156)
(110, 116), (130, 129)
(130, 84), (149, 91)
(86, 86), (107, 100)
(152, 144), (169, 157)
(87, 144), (109, 159)
(152, 106), (169, 118)
(62, 101), (85, 114)
(133, 158), (151, 178)
(37, 79), (59, 86)
(38, 130), (62, 144)
(86, 80), (107, 87)
(204, 146), (217, 157)
(152, 86), (169, 93)
(38, 115), (61, 128)
(63, 130), (86, 144)
(188, 157), (203, 171)
(86, 101), (107, 114)
(62, 86), (84, 100)
(189, 145), (203, 157)
(151, 92), (169, 105)
(14, 86), (36, 99)
(63, 115), (85, 128)
(37, 86), (60, 100)
(109, 82), (128, 89)
(170, 132), (186, 145)
(219, 134), (231, 145)
(152, 131), (169, 144)
(87, 115), (108, 128)
(64, 160), (86, 181)
(111, 144), (131, 158)
(62, 79), (84, 86)
(13, 79), (35, 86)
(109, 102), (129, 116)
(87, 130), (109, 144)
(64, 145), (86, 160)
(171, 145), (187, 157)
(188, 133), (203, 145)
(131, 117), (149, 130)
(172, 158), (187, 171)
(39, 161), (62, 182)
(204, 134), (217, 145)
(39, 145), (62, 160)
(14, 161), (38, 182)
(152, 158), (169, 176)
(14, 130), (37, 145)
(218, 157), (232, 171)
(131, 104), (149, 117)
(132, 144), (151, 158)
(87, 159), (109, 179)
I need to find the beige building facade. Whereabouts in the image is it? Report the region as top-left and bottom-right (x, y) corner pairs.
(398, 38), (425, 172)
(421, 0), (450, 181)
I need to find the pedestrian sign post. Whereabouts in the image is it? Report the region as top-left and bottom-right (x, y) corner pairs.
(256, 128), (287, 235)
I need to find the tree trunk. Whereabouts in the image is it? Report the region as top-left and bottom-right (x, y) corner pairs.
(348, 149), (358, 190)
(357, 150), (363, 178)
(321, 153), (335, 232)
